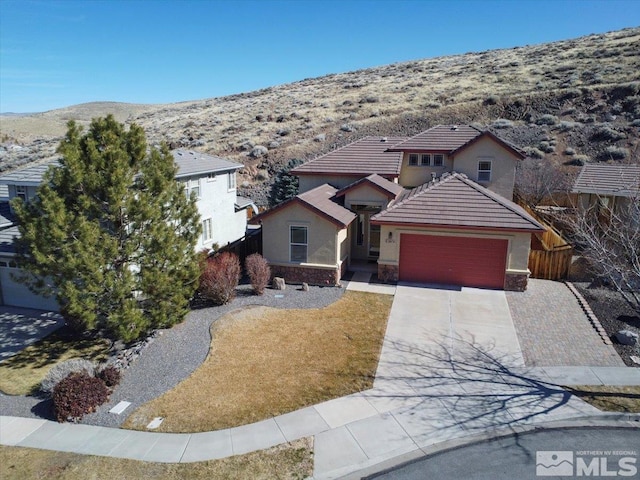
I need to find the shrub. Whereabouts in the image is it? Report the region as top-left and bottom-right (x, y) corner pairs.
(97, 364), (121, 388)
(538, 141), (555, 154)
(245, 254), (271, 295)
(564, 147), (576, 156)
(590, 124), (626, 142)
(199, 252), (241, 305)
(491, 118), (513, 129)
(524, 147), (545, 159)
(40, 358), (96, 396)
(536, 114), (558, 126)
(52, 372), (109, 422)
(600, 146), (629, 161)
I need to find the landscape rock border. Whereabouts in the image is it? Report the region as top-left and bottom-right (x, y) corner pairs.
(565, 281), (613, 345)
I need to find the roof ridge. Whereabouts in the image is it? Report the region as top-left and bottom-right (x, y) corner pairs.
(385, 172), (460, 211)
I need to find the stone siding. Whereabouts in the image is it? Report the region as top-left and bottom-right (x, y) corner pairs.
(505, 273), (529, 291)
(270, 264), (341, 286)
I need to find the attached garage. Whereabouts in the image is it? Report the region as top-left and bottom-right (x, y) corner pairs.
(0, 263), (59, 311)
(399, 234), (508, 289)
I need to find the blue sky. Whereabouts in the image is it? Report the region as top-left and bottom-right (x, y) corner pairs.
(1, 0), (639, 113)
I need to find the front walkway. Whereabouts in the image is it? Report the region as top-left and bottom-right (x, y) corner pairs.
(2, 283), (640, 479)
(0, 307), (64, 360)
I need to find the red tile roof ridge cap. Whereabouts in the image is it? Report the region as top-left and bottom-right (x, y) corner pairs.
(454, 175), (546, 230)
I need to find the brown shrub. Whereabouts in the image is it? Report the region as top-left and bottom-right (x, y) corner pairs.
(199, 252), (241, 305)
(245, 253), (271, 295)
(97, 365), (121, 388)
(52, 372), (109, 422)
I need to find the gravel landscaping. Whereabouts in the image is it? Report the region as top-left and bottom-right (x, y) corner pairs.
(0, 282), (346, 427)
(573, 282), (640, 367)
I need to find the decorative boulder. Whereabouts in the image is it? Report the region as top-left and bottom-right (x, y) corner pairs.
(301, 282), (309, 292)
(615, 330), (639, 346)
(273, 277), (286, 290)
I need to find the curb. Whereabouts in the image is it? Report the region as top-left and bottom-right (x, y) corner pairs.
(334, 414), (640, 480)
(565, 281), (612, 345)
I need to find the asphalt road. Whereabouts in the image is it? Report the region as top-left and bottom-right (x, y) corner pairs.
(369, 427), (640, 480)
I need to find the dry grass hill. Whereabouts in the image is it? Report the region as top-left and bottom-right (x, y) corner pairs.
(1, 27), (639, 206)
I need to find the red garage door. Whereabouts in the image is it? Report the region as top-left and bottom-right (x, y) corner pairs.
(399, 234), (508, 289)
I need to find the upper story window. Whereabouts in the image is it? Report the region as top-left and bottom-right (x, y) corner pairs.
(202, 218), (213, 243)
(478, 160), (492, 182)
(408, 154), (419, 166)
(433, 154), (444, 167)
(228, 172), (237, 190)
(185, 178), (200, 199)
(421, 154), (431, 166)
(15, 185), (28, 202)
(290, 225), (308, 263)
(207, 172), (216, 182)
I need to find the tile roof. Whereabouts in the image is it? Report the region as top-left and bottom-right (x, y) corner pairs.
(291, 136), (408, 177)
(335, 173), (405, 199)
(386, 125), (525, 158)
(572, 163), (640, 197)
(235, 196), (257, 213)
(172, 149), (241, 178)
(372, 172), (544, 232)
(251, 184), (356, 228)
(0, 150), (242, 185)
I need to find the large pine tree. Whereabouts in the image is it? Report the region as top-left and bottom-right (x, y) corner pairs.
(12, 115), (202, 342)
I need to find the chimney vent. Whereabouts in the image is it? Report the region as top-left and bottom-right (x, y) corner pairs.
(381, 137), (387, 142)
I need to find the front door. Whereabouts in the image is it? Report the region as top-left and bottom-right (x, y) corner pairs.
(351, 205), (381, 260)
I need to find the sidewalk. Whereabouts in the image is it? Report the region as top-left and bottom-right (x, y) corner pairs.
(2, 279), (640, 479)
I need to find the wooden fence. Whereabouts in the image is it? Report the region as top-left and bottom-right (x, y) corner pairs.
(518, 202), (574, 280)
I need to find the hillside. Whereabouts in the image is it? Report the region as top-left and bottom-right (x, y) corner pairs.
(1, 27), (639, 206)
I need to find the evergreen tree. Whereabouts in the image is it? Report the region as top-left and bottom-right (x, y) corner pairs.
(12, 115), (201, 342)
(269, 158), (303, 206)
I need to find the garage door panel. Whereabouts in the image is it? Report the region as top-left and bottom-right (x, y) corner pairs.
(1, 268), (60, 311)
(399, 234), (507, 289)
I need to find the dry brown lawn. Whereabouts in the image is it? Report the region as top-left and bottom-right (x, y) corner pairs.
(124, 291), (392, 432)
(0, 437), (312, 480)
(567, 385), (640, 413)
(0, 327), (110, 395)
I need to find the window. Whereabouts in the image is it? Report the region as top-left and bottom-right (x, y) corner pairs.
(433, 154), (444, 167)
(478, 160), (492, 182)
(421, 154), (431, 166)
(185, 178), (200, 198)
(207, 172), (216, 182)
(16, 185), (28, 202)
(290, 226), (308, 262)
(408, 154), (418, 166)
(202, 218), (213, 243)
(228, 172), (236, 190)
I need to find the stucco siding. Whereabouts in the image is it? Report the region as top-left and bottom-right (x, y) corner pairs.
(344, 184), (392, 209)
(261, 203), (340, 266)
(452, 137), (518, 200)
(298, 174), (368, 193)
(398, 153), (452, 187)
(379, 225), (531, 274)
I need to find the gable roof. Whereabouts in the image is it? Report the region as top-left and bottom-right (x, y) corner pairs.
(172, 149), (241, 178)
(291, 136), (408, 177)
(251, 184), (356, 228)
(386, 125), (525, 159)
(335, 174), (405, 199)
(572, 163), (640, 197)
(372, 172), (544, 232)
(0, 150), (242, 186)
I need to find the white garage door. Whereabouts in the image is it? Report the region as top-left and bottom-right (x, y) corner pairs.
(0, 267), (59, 311)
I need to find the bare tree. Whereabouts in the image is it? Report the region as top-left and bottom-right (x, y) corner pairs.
(568, 195), (640, 313)
(515, 157), (573, 206)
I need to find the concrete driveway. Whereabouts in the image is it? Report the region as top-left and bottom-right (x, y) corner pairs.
(375, 283), (525, 388)
(0, 307), (64, 360)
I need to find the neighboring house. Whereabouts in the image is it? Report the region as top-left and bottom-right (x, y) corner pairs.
(254, 125), (544, 291)
(572, 163), (640, 215)
(0, 149), (256, 310)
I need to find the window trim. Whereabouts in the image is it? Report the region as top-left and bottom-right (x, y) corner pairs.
(289, 225), (308, 263)
(202, 218), (213, 243)
(408, 154), (419, 166)
(228, 171), (237, 191)
(433, 154), (444, 167)
(185, 178), (201, 199)
(420, 154), (431, 166)
(478, 160), (492, 182)
(15, 185), (28, 201)
(206, 172), (217, 182)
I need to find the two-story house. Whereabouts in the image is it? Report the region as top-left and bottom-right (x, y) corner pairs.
(253, 125), (544, 291)
(0, 149), (256, 310)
